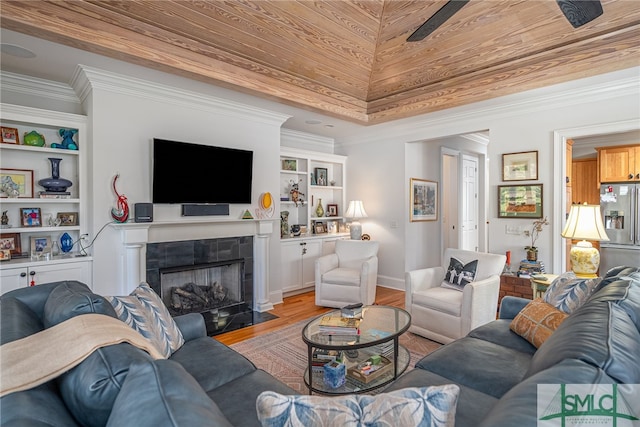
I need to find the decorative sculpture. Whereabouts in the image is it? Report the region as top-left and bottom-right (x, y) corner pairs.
(110, 174), (129, 223)
(52, 128), (78, 150)
(289, 179), (305, 207)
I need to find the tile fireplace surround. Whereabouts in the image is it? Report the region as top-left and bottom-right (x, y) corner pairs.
(111, 219), (276, 313)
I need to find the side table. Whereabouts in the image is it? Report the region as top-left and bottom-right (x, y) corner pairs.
(530, 274), (558, 299)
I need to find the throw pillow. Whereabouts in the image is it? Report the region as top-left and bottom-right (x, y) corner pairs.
(510, 298), (568, 348)
(106, 282), (184, 358)
(256, 385), (460, 427)
(543, 272), (602, 314)
(43, 281), (117, 328)
(441, 257), (478, 291)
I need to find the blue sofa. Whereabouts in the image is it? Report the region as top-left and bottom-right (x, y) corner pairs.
(387, 266), (640, 426)
(0, 281), (295, 427)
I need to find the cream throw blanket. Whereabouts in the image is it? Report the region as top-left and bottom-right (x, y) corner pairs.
(0, 313), (165, 397)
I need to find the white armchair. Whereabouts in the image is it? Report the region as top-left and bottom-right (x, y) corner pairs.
(315, 240), (379, 308)
(405, 248), (506, 344)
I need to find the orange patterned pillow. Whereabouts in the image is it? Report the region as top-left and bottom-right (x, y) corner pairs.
(510, 298), (568, 348)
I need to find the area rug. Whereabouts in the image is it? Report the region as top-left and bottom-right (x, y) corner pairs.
(230, 318), (441, 393)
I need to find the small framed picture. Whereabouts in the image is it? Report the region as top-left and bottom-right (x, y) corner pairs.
(327, 220), (337, 234)
(1, 127), (19, 144)
(0, 248), (10, 261)
(327, 204), (338, 217)
(30, 236), (52, 256)
(0, 232), (22, 256)
(314, 168), (328, 186)
(281, 159), (297, 171)
(498, 184), (543, 218)
(20, 207), (42, 227)
(0, 168), (34, 198)
(502, 151), (538, 181)
(314, 222), (327, 234)
(410, 178), (438, 222)
(57, 212), (78, 226)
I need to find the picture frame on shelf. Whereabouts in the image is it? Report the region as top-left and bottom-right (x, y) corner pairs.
(498, 184), (543, 218)
(410, 178), (438, 222)
(0, 168), (34, 198)
(327, 204), (338, 216)
(314, 168), (328, 186)
(1, 127), (19, 144)
(0, 232), (22, 256)
(281, 159), (297, 171)
(327, 220), (337, 234)
(0, 248), (10, 261)
(502, 151), (538, 181)
(30, 236), (52, 257)
(314, 222), (327, 234)
(20, 207), (42, 227)
(57, 212), (78, 226)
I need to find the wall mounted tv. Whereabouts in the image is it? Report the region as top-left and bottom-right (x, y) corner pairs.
(152, 138), (253, 204)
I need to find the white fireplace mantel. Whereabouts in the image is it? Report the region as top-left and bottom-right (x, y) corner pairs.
(111, 219), (276, 312)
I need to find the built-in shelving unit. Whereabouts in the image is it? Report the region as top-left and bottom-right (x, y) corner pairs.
(0, 104), (92, 293)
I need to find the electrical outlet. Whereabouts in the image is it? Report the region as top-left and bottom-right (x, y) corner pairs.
(390, 220), (399, 229)
(505, 225), (522, 235)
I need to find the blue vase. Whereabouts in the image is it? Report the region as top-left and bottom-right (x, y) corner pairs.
(39, 158), (73, 193)
(60, 232), (74, 253)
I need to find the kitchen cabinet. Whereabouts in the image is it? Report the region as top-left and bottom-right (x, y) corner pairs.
(0, 258), (92, 294)
(597, 145), (640, 182)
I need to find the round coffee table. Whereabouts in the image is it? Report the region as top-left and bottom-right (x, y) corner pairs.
(302, 305), (411, 395)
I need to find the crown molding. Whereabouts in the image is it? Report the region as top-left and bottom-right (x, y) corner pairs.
(70, 65), (291, 127)
(0, 71), (80, 104)
(281, 128), (335, 153)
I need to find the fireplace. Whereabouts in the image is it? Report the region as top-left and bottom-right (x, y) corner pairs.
(145, 236), (275, 335)
(160, 259), (245, 316)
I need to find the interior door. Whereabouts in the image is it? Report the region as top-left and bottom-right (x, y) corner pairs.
(461, 155), (479, 251)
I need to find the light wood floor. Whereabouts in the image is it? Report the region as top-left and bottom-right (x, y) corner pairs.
(215, 286), (405, 346)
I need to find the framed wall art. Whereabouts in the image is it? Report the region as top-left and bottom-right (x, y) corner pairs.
(281, 158), (297, 171)
(502, 151), (538, 181)
(410, 178), (438, 222)
(498, 184), (543, 218)
(0, 168), (34, 198)
(1, 127), (19, 144)
(57, 212), (78, 226)
(0, 233), (22, 256)
(20, 207), (42, 227)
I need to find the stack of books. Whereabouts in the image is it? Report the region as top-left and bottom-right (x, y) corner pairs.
(318, 315), (361, 336)
(311, 349), (342, 373)
(517, 260), (545, 278)
(362, 329), (393, 356)
(39, 191), (71, 199)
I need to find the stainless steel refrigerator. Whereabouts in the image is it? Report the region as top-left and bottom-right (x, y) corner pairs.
(599, 183), (640, 274)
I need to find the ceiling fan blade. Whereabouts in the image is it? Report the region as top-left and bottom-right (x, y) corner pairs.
(407, 0), (470, 42)
(556, 0), (603, 28)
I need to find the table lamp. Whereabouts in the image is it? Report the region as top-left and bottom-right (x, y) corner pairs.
(561, 203), (609, 277)
(345, 200), (367, 240)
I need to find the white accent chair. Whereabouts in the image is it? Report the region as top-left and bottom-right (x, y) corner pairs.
(405, 248), (506, 344)
(315, 240), (379, 308)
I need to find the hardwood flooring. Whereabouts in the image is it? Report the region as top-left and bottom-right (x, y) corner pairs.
(215, 286), (405, 346)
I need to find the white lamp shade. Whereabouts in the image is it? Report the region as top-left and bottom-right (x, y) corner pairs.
(345, 201), (368, 219)
(561, 203), (610, 241)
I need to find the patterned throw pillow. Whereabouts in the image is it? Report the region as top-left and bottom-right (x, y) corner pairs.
(510, 298), (568, 348)
(543, 272), (602, 314)
(106, 283), (184, 358)
(256, 385), (460, 427)
(441, 257), (478, 291)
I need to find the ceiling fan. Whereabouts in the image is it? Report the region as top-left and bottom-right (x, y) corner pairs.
(407, 0), (603, 42)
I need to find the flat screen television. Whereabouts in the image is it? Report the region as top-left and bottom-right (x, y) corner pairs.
(152, 138), (253, 204)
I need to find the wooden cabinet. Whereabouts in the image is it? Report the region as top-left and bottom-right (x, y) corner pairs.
(572, 158), (599, 205)
(0, 258), (92, 294)
(0, 103), (92, 291)
(597, 145), (640, 183)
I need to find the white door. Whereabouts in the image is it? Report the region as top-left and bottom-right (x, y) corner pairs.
(461, 155), (479, 251)
(442, 153), (459, 249)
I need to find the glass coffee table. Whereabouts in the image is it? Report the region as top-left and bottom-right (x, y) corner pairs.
(302, 305), (411, 395)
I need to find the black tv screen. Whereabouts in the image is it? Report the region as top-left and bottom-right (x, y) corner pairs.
(152, 138), (253, 204)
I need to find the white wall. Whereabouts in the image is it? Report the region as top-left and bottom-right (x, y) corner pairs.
(337, 67), (640, 285)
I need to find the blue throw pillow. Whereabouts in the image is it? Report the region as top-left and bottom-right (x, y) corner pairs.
(441, 257), (478, 291)
(256, 385), (460, 427)
(543, 272), (601, 314)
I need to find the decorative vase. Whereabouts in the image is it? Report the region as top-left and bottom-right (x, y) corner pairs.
(315, 199), (324, 218)
(60, 232), (74, 253)
(23, 131), (45, 147)
(280, 211), (289, 238)
(526, 248), (538, 261)
(38, 158), (73, 193)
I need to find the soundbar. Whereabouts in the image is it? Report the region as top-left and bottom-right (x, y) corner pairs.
(181, 204), (230, 217)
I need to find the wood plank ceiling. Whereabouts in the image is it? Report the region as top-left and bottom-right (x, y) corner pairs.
(1, 0), (639, 124)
